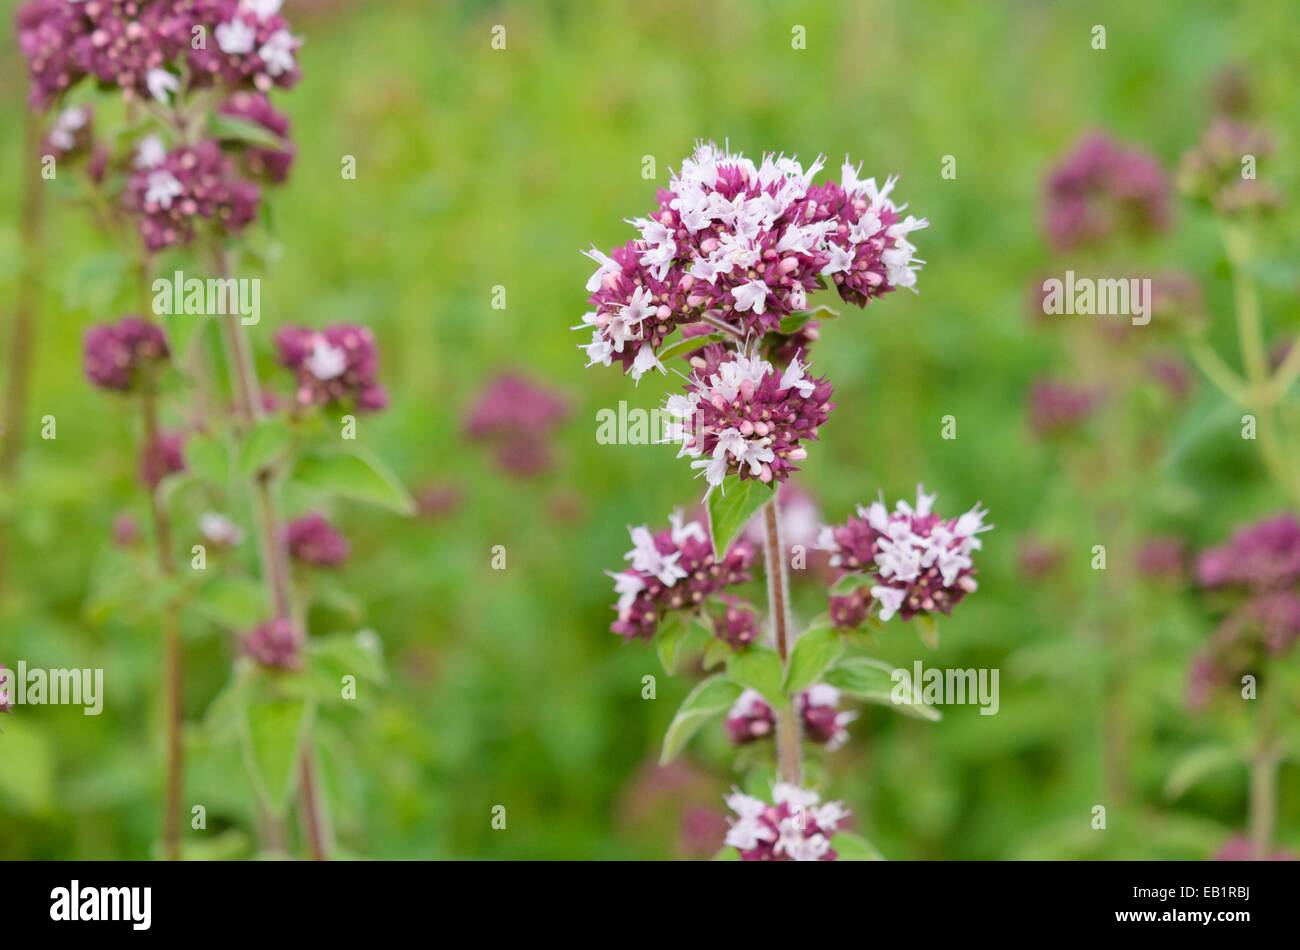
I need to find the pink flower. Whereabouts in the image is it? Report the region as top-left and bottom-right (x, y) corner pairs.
(1196, 515), (1300, 592)
(125, 140), (260, 251)
(578, 142), (926, 380)
(724, 689), (774, 744)
(608, 512), (755, 639)
(84, 316), (169, 391)
(668, 344), (832, 496)
(1042, 132), (1171, 249)
(463, 373), (570, 477)
(724, 783), (848, 861)
(285, 513), (349, 567)
(818, 485), (992, 623)
(275, 323), (388, 412)
(219, 91), (294, 182)
(1027, 378), (1099, 438)
(241, 617), (302, 669)
(139, 431), (186, 489)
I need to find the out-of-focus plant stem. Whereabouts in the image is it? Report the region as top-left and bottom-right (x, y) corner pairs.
(1249, 698), (1278, 860)
(210, 243), (330, 859)
(141, 378), (185, 861)
(763, 499), (802, 786)
(0, 112), (47, 604)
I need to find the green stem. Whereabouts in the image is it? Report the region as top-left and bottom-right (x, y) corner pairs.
(763, 500), (802, 786)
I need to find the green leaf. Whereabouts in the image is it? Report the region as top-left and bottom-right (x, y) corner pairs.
(832, 831), (885, 861)
(655, 613), (711, 676)
(782, 624), (844, 694)
(240, 696), (314, 814)
(210, 113), (290, 151)
(830, 572), (873, 595)
(1164, 745), (1244, 800)
(657, 331), (724, 363)
(306, 630), (387, 688)
(185, 432), (231, 485)
(825, 657), (941, 721)
(239, 416), (291, 476)
(291, 447), (416, 515)
(660, 674), (742, 765)
(914, 613), (939, 649)
(728, 647), (784, 705)
(195, 576), (268, 631)
(702, 636), (732, 672)
(706, 479), (773, 559)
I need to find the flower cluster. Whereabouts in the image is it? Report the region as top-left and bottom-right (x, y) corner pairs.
(607, 512), (755, 639)
(1178, 119), (1279, 214)
(126, 139), (260, 250)
(666, 345), (832, 495)
(241, 617), (302, 669)
(711, 594), (759, 649)
(1042, 132), (1171, 249)
(138, 430), (186, 488)
(577, 142), (927, 381)
(219, 91), (294, 182)
(463, 373), (571, 477)
(274, 324), (388, 412)
(1189, 515), (1300, 707)
(15, 0), (302, 109)
(1026, 378), (1100, 438)
(818, 486), (991, 622)
(725, 684), (855, 749)
(286, 513), (349, 567)
(724, 783), (848, 861)
(83, 315), (170, 391)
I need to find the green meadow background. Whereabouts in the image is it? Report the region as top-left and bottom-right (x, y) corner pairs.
(1, 0), (1298, 859)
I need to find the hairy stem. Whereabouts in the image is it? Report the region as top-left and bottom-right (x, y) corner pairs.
(763, 499), (801, 786)
(142, 381), (185, 860)
(0, 113), (48, 601)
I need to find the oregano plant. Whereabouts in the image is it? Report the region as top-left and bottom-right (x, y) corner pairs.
(15, 0), (413, 859)
(579, 142), (992, 860)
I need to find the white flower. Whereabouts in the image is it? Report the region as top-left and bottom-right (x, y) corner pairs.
(199, 512), (245, 547)
(871, 585), (906, 622)
(144, 170), (183, 209)
(605, 570), (645, 617)
(725, 789), (768, 820)
(812, 800), (850, 829)
(48, 106), (88, 150)
(146, 68), (179, 104)
(803, 683), (840, 708)
(582, 246), (620, 293)
(629, 344), (665, 382)
(258, 29), (298, 77)
(582, 330), (613, 368)
(306, 339), (348, 380)
(725, 818), (774, 851)
(240, 0), (283, 17)
(781, 832), (833, 862)
(821, 242), (856, 276)
(772, 782), (820, 810)
(668, 511), (706, 547)
(216, 18), (256, 55)
(731, 278), (770, 314)
(624, 525), (686, 586)
(728, 688), (769, 720)
(778, 357), (816, 397)
(135, 135), (166, 169)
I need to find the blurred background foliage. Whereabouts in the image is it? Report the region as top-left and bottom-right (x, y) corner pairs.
(1, 0), (1299, 859)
